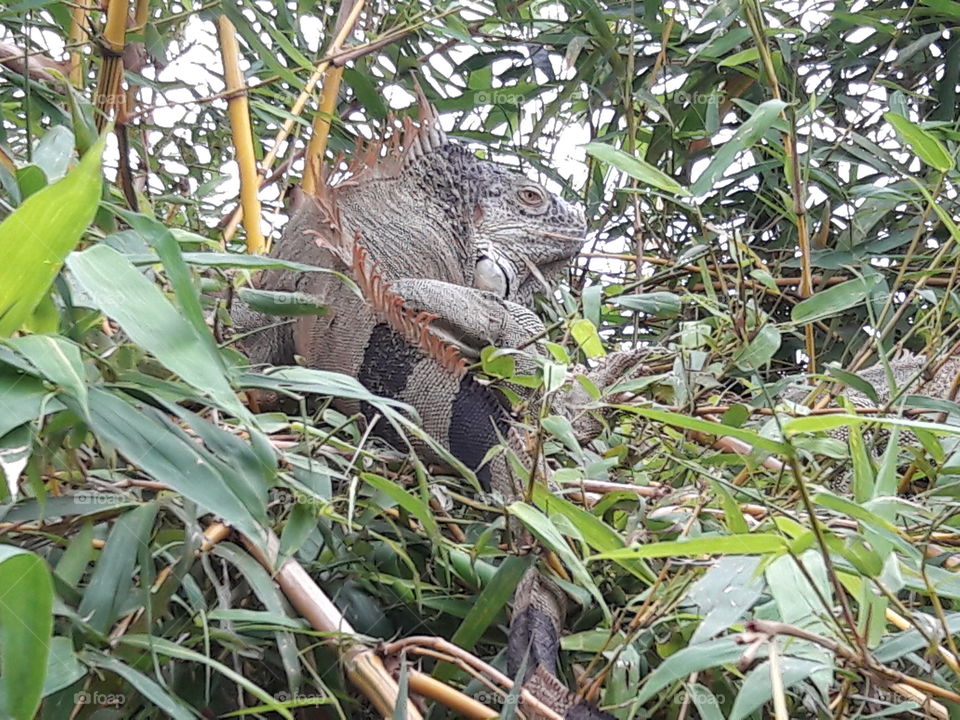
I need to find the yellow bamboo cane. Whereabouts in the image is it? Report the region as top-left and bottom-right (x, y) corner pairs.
(93, 0), (130, 130)
(217, 15), (266, 254)
(68, 2), (90, 87)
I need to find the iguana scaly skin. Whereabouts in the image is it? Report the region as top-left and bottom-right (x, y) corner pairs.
(234, 109), (616, 719)
(781, 350), (960, 491)
(782, 351), (960, 410)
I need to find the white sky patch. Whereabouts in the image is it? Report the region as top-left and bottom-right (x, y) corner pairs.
(0, 444), (29, 501)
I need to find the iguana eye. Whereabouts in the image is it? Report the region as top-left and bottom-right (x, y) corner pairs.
(517, 186), (545, 206)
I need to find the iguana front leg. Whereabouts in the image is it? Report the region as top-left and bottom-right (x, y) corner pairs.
(389, 278), (544, 359)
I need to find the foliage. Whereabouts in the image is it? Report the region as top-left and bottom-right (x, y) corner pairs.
(1, 1), (959, 719)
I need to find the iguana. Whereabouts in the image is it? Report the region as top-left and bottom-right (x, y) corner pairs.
(234, 107), (620, 719)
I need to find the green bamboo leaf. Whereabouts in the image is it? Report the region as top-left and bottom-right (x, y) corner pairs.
(83, 388), (264, 538)
(616, 405), (791, 455)
(583, 142), (687, 194)
(730, 658), (832, 720)
(718, 47), (761, 67)
(361, 472), (440, 538)
(0, 546), (54, 720)
(450, 555), (533, 650)
(885, 112), (953, 171)
(507, 502), (608, 618)
(791, 275), (883, 325)
(120, 635), (293, 719)
(782, 413), (866, 435)
(77, 503), (158, 634)
(67, 244), (246, 418)
(6, 335), (88, 417)
(32, 126), (75, 183)
(732, 324), (781, 371)
(634, 637), (745, 705)
(83, 652), (197, 720)
(531, 484), (655, 582)
(690, 100), (786, 195)
(0, 365), (65, 439)
(611, 291), (681, 318)
(569, 318), (606, 358)
(41, 637), (85, 698)
(0, 136), (103, 336)
(591, 534), (788, 561)
(239, 288), (329, 316)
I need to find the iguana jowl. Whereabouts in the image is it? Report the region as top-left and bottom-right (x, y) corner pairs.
(235, 108), (615, 719)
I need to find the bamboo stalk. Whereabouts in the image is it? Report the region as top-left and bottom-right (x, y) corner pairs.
(301, 0), (360, 194)
(221, 0), (365, 242)
(886, 607), (960, 675)
(217, 15), (266, 254)
(743, 0), (815, 370)
(241, 529), (421, 719)
(406, 670), (496, 719)
(93, 0), (130, 130)
(68, 2), (92, 87)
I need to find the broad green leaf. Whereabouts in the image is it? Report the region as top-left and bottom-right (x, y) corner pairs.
(633, 637), (744, 705)
(885, 112), (953, 171)
(791, 275), (883, 325)
(591, 534), (787, 561)
(6, 335), (88, 417)
(584, 141), (687, 194)
(32, 126), (74, 183)
(765, 551), (833, 689)
(732, 324), (781, 371)
(238, 288), (329, 316)
(0, 366), (65, 439)
(0, 136), (103, 336)
(690, 100), (786, 196)
(687, 556), (764, 644)
(77, 503), (158, 634)
(612, 291), (682, 318)
(67, 244), (246, 418)
(41, 637), (85, 697)
(0, 546), (54, 720)
(540, 414), (582, 457)
(569, 318), (605, 358)
(730, 658), (832, 720)
(689, 684), (726, 720)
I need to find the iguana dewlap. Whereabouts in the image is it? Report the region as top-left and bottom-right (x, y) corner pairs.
(234, 110), (615, 719)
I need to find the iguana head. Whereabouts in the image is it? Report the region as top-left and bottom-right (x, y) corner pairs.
(323, 112), (587, 303)
(468, 158), (587, 305)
